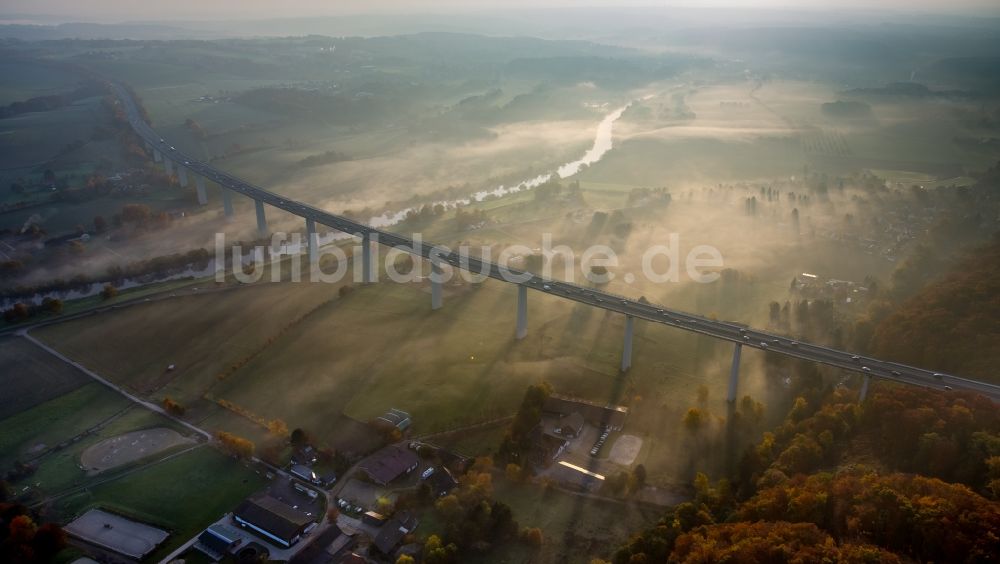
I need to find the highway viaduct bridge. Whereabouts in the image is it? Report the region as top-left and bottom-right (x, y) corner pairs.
(111, 83), (1000, 405)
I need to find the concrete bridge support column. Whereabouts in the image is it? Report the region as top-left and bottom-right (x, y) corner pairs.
(361, 233), (374, 284)
(177, 166), (189, 187)
(194, 176), (208, 205)
(515, 284), (528, 340)
(153, 148), (162, 162)
(727, 343), (743, 403)
(144, 141), (152, 153)
(254, 200), (267, 236)
(621, 315), (634, 372)
(163, 157), (174, 176)
(859, 374), (873, 403)
(431, 259), (443, 310)
(306, 218), (318, 265)
(221, 187), (234, 218)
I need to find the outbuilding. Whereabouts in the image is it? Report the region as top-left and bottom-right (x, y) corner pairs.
(233, 494), (316, 548)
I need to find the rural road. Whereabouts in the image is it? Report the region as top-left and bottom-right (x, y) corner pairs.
(20, 332), (212, 440)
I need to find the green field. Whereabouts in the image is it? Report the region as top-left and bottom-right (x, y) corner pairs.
(49, 446), (269, 563)
(0, 61), (80, 105)
(0, 96), (112, 173)
(432, 423), (509, 458)
(36, 257), (794, 485)
(0, 377), (202, 501)
(0, 383), (128, 471)
(0, 337), (90, 419)
(36, 280), (338, 400)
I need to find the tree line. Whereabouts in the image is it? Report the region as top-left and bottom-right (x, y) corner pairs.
(608, 383), (1000, 563)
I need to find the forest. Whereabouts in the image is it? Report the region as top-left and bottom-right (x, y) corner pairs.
(608, 382), (1000, 563)
(871, 237), (1000, 382)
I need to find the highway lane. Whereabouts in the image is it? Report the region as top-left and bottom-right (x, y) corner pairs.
(110, 83), (1000, 402)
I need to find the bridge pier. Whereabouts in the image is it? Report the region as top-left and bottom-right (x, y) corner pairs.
(195, 175), (208, 205)
(516, 285), (528, 340)
(306, 218), (318, 265)
(221, 187), (234, 218)
(361, 233), (376, 283)
(727, 343), (743, 403)
(859, 373), (873, 402)
(177, 166), (189, 188)
(153, 148), (162, 162)
(254, 200), (267, 236)
(431, 258), (443, 310)
(621, 315), (634, 372)
(163, 157), (174, 176)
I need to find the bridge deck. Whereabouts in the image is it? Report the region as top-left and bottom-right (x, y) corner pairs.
(111, 82), (1000, 402)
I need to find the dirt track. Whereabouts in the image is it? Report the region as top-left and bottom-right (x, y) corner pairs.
(79, 427), (192, 474)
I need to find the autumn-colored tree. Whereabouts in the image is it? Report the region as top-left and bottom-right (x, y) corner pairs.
(41, 297), (63, 314)
(671, 521), (901, 563)
(496, 382), (552, 465)
(267, 419), (289, 438)
(31, 523), (67, 561)
(100, 283), (118, 300)
(739, 470), (1000, 562)
(161, 397), (185, 416)
(871, 239), (1000, 381)
(424, 534), (458, 564)
(9, 514), (36, 544)
(788, 396), (809, 422)
(683, 408), (705, 432)
(120, 203), (153, 225)
(0, 507), (67, 564)
(4, 303), (30, 322)
(521, 527), (543, 547)
(215, 431), (254, 459)
(505, 463), (523, 483)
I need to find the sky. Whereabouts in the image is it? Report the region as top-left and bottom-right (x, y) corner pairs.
(3, 0), (999, 23)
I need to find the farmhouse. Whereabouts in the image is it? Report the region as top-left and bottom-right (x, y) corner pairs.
(543, 394), (628, 430)
(233, 494), (316, 548)
(290, 464), (320, 484)
(530, 426), (569, 466)
(426, 467), (458, 497)
(359, 445), (419, 485)
(373, 511), (419, 555)
(555, 411), (585, 438)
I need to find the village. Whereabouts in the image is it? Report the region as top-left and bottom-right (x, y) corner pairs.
(58, 393), (659, 564)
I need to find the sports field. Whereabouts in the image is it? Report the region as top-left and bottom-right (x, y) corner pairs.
(53, 446), (269, 562)
(64, 508), (169, 560)
(79, 427), (194, 474)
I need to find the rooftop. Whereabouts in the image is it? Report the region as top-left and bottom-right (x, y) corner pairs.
(543, 395), (628, 429)
(234, 494), (315, 544)
(373, 511), (418, 554)
(359, 445), (419, 485)
(376, 408), (412, 430)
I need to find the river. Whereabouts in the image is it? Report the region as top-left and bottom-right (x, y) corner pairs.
(3, 99), (637, 307)
(367, 100), (634, 227)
